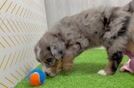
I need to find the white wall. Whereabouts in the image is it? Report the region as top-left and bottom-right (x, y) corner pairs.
(110, 0), (131, 6)
(45, 0), (132, 28)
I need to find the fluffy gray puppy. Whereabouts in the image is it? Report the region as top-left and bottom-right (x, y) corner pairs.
(34, 5), (132, 76)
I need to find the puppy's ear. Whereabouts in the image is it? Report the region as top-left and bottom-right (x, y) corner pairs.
(50, 41), (65, 60)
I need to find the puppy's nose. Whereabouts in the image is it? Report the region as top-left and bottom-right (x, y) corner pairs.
(46, 72), (56, 77)
(45, 71), (51, 76)
(46, 72), (49, 76)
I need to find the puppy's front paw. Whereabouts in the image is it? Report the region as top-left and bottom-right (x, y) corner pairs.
(98, 69), (107, 76)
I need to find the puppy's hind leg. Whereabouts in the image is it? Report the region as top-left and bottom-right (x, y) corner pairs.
(98, 37), (126, 76)
(98, 51), (123, 76)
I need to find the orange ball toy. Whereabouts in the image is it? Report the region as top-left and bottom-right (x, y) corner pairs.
(28, 69), (46, 86)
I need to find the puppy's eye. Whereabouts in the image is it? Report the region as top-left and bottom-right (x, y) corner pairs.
(46, 46), (50, 50)
(59, 50), (63, 54)
(46, 58), (52, 62)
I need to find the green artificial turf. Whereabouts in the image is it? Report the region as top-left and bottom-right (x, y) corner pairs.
(15, 48), (134, 88)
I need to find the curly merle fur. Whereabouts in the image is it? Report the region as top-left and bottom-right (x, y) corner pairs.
(34, 1), (134, 76)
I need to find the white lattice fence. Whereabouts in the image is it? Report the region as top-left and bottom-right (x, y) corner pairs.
(0, 0), (47, 87)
